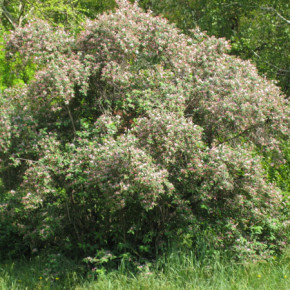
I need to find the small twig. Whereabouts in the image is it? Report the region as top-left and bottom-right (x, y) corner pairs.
(66, 104), (77, 138)
(66, 200), (81, 241)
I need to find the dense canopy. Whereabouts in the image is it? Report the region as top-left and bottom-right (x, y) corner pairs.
(0, 0), (289, 260)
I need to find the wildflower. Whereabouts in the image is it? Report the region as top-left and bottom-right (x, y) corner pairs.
(257, 274), (262, 278)
(284, 275), (287, 279)
(39, 277), (43, 280)
(55, 277), (60, 280)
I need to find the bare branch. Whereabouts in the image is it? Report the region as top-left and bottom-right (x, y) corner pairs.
(1, 4), (17, 28)
(66, 104), (77, 139)
(220, 3), (290, 25)
(252, 51), (290, 73)
(261, 6), (290, 24)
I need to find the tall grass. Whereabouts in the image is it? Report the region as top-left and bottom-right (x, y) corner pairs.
(82, 249), (289, 290)
(0, 249), (289, 290)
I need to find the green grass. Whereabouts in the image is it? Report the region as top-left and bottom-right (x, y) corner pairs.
(0, 249), (289, 290)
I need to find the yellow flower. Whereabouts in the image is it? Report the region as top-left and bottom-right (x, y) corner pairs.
(55, 277), (60, 280)
(39, 277), (43, 280)
(284, 275), (287, 279)
(257, 274), (262, 278)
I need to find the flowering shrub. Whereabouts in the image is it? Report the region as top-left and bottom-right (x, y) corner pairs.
(0, 0), (288, 260)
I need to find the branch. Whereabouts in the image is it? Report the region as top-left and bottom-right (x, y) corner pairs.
(252, 51), (290, 73)
(14, 157), (40, 163)
(216, 122), (264, 147)
(66, 104), (77, 139)
(220, 3), (290, 25)
(17, 1), (27, 27)
(261, 6), (290, 24)
(1, 4), (17, 28)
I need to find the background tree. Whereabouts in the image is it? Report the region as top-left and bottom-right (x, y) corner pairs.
(1, 0), (83, 29)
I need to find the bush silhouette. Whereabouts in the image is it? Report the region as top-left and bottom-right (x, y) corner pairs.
(1, 0), (288, 260)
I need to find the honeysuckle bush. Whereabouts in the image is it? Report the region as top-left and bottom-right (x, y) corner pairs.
(0, 0), (289, 262)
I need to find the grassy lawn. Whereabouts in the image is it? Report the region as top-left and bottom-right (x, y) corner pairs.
(0, 249), (289, 290)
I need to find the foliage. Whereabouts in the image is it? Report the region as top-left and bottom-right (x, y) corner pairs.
(1, 0), (83, 29)
(0, 0), (116, 91)
(0, 31), (36, 90)
(0, 0), (118, 29)
(0, 255), (83, 289)
(0, 249), (289, 289)
(78, 0), (117, 19)
(0, 0), (289, 261)
(138, 0), (290, 97)
(261, 140), (290, 194)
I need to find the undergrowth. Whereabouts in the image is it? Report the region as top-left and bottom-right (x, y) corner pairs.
(0, 248), (289, 290)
